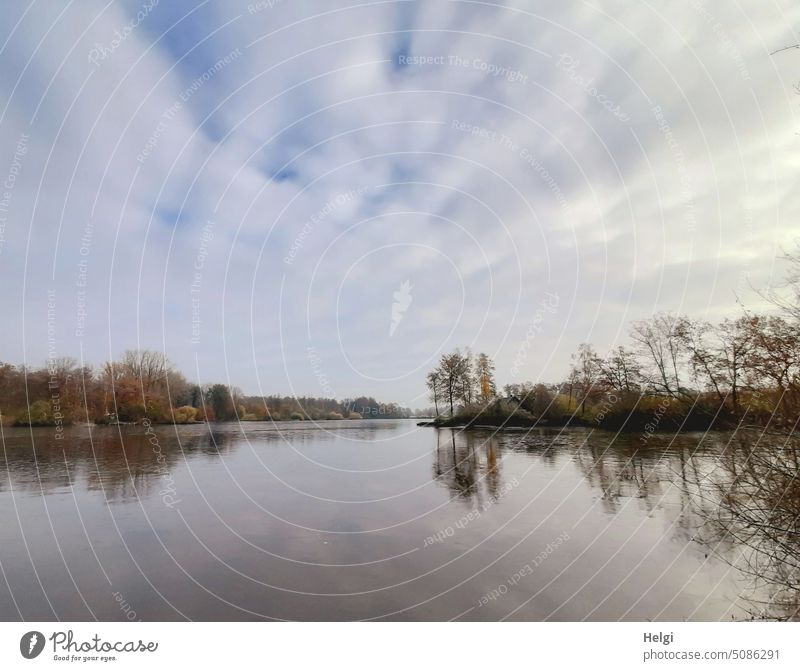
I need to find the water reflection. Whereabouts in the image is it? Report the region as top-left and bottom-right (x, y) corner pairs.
(691, 431), (800, 620)
(0, 425), (232, 502)
(0, 421), (798, 620)
(431, 426), (800, 620)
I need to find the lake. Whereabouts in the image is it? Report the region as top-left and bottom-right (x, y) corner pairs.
(0, 419), (792, 621)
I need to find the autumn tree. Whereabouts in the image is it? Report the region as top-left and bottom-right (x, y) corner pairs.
(475, 353), (496, 403)
(745, 315), (800, 415)
(436, 350), (471, 415)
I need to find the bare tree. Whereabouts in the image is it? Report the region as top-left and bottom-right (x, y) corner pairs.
(117, 349), (173, 393)
(426, 370), (442, 416)
(710, 432), (800, 618)
(675, 317), (726, 405)
(571, 343), (602, 415)
(459, 350), (476, 405)
(714, 317), (752, 413)
(598, 346), (640, 391)
(759, 245), (800, 324)
(630, 313), (687, 397)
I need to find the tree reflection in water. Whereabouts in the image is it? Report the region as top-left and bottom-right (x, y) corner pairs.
(573, 429), (800, 620)
(433, 427), (800, 620)
(432, 429), (503, 508)
(0, 425), (233, 503)
(694, 430), (800, 620)
(2, 423), (799, 620)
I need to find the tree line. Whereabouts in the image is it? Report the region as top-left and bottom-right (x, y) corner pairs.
(427, 248), (800, 430)
(0, 349), (412, 427)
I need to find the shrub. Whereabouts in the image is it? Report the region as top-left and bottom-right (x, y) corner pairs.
(14, 400), (52, 426)
(347, 411), (362, 419)
(173, 406), (198, 424)
(290, 412), (305, 421)
(116, 402), (147, 423)
(145, 397), (171, 423)
(517, 384), (558, 419)
(448, 400), (536, 427)
(327, 412), (344, 420)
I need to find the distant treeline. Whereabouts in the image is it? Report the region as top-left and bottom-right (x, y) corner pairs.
(0, 350), (414, 427)
(427, 248), (800, 432)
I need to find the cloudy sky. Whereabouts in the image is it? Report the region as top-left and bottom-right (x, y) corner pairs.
(0, 0), (798, 405)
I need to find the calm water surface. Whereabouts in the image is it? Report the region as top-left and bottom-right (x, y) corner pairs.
(0, 420), (783, 620)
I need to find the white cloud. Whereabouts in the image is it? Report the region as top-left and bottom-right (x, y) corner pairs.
(1, 0), (798, 402)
